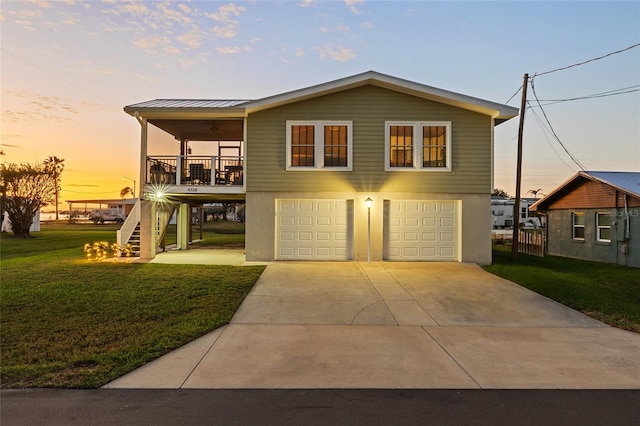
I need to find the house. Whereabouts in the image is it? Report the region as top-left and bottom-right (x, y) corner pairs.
(121, 71), (518, 264)
(530, 171), (640, 268)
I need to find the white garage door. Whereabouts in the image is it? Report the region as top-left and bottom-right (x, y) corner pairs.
(276, 199), (352, 260)
(384, 200), (459, 261)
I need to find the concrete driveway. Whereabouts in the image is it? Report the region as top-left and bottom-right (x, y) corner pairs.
(105, 262), (640, 389)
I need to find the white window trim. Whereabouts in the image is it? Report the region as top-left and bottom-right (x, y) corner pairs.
(384, 121), (452, 172)
(596, 212), (611, 243)
(286, 120), (353, 171)
(572, 212), (585, 240)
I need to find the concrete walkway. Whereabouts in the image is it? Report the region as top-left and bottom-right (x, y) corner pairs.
(105, 261), (640, 389)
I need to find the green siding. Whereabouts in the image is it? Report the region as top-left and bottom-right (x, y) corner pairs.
(246, 85), (492, 193)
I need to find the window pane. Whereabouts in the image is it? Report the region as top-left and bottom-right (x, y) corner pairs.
(422, 126), (447, 167)
(323, 125), (348, 167)
(574, 227), (585, 239)
(390, 126), (413, 167)
(599, 228), (611, 241)
(573, 213), (585, 225)
(291, 125), (315, 166)
(597, 213), (611, 226)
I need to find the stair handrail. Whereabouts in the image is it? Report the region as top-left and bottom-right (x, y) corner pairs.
(117, 199), (141, 247)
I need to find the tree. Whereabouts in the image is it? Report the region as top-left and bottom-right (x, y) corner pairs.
(120, 186), (134, 199)
(43, 156), (65, 220)
(527, 188), (544, 198)
(492, 188), (510, 198)
(0, 161), (56, 238)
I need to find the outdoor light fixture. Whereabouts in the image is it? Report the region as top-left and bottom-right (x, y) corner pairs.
(122, 176), (136, 198)
(365, 197), (373, 262)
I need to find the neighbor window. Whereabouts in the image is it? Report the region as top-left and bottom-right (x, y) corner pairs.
(385, 121), (451, 171)
(596, 212), (611, 242)
(286, 121), (352, 170)
(572, 212), (585, 240)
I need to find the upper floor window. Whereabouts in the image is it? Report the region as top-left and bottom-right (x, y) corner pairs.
(385, 121), (451, 171)
(596, 212), (611, 242)
(572, 212), (585, 240)
(286, 121), (352, 170)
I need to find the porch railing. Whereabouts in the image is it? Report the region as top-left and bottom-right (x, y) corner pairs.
(146, 156), (243, 186)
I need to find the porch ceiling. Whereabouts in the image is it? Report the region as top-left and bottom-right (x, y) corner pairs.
(149, 119), (243, 141)
(165, 193), (246, 205)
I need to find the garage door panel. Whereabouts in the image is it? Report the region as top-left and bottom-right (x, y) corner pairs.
(385, 200), (459, 261)
(276, 199), (352, 260)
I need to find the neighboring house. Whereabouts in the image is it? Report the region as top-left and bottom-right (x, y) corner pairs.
(530, 171), (640, 268)
(121, 71), (518, 264)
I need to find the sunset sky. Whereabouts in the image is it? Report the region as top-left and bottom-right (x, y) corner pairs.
(2, 0), (639, 210)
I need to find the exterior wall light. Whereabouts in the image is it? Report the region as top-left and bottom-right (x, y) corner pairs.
(365, 197), (373, 262)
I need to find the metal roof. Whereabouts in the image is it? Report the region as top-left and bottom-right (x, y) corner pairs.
(125, 99), (251, 109)
(586, 171), (640, 198)
(124, 71), (518, 123)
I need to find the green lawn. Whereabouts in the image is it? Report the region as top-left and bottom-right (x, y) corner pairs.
(485, 246), (640, 332)
(1, 222), (264, 388)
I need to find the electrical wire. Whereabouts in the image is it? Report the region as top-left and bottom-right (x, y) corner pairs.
(504, 84), (523, 105)
(525, 100), (578, 173)
(529, 78), (590, 172)
(532, 85), (640, 106)
(533, 43), (640, 77)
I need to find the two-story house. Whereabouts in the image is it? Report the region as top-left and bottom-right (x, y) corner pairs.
(120, 71), (518, 264)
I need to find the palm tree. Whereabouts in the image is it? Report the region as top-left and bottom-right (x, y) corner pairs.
(120, 186), (134, 199)
(43, 156), (65, 220)
(528, 188), (544, 198)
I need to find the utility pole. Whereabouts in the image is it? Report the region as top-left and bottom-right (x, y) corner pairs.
(511, 73), (529, 260)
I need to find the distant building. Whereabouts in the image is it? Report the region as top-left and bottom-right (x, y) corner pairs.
(491, 196), (541, 229)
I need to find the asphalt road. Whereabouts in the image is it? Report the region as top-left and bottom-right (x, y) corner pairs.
(2, 389), (639, 425)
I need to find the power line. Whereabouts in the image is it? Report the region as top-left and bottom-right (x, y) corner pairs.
(533, 43), (640, 77)
(529, 78), (589, 172)
(526, 100), (578, 173)
(532, 90), (640, 107)
(504, 84), (523, 105)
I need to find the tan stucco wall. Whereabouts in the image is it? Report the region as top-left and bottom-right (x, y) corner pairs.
(245, 192), (491, 265)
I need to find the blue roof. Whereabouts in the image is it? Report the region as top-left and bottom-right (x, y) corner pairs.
(585, 171), (640, 198)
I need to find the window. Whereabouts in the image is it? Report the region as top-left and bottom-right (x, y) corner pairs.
(286, 121), (352, 170)
(596, 212), (611, 242)
(521, 207), (527, 219)
(385, 121), (451, 171)
(572, 212), (585, 240)
(290, 125), (315, 167)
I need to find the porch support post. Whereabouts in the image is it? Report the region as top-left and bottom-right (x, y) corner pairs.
(176, 202), (190, 250)
(137, 114), (148, 197)
(139, 199), (157, 259)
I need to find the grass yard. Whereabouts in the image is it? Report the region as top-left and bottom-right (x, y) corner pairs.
(485, 246), (640, 332)
(0, 222), (264, 388)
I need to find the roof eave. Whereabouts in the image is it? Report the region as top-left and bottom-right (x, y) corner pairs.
(123, 106), (248, 119)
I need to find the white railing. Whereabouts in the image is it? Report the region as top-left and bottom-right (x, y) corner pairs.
(117, 199), (141, 247)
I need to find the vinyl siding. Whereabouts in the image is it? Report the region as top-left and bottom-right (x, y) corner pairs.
(246, 85), (492, 193)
